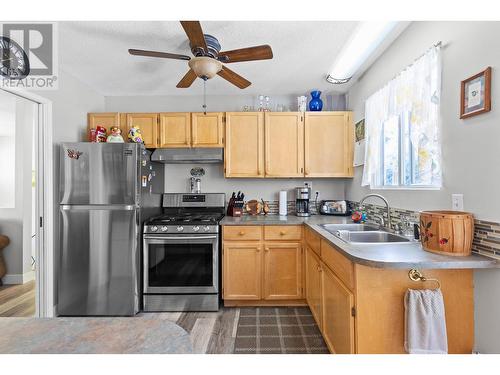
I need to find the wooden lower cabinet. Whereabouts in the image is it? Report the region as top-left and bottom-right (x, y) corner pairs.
(263, 242), (303, 300)
(321, 265), (355, 354)
(303, 227), (473, 354)
(222, 225), (305, 305)
(223, 242), (262, 300)
(305, 246), (322, 329)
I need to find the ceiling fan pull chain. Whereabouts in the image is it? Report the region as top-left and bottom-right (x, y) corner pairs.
(203, 78), (207, 115)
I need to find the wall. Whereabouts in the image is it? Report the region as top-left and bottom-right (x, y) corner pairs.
(163, 163), (346, 202)
(106, 93), (349, 202)
(345, 21), (500, 353)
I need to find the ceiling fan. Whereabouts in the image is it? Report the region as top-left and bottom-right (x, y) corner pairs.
(128, 21), (273, 89)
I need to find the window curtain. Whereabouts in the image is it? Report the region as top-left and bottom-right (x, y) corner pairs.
(362, 45), (442, 187)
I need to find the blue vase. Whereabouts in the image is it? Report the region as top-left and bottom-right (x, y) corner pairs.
(308, 90), (323, 111)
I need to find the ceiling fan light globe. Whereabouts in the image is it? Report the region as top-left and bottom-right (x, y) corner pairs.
(188, 56), (222, 80)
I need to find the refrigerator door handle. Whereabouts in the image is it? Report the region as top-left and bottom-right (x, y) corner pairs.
(60, 204), (136, 211)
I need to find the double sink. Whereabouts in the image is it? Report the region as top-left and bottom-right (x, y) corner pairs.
(320, 223), (415, 244)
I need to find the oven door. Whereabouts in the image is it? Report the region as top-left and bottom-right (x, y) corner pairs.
(143, 234), (218, 294)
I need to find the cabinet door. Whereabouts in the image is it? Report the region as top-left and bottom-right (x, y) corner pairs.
(263, 242), (303, 300)
(223, 243), (262, 300)
(322, 265), (355, 354)
(304, 112), (354, 177)
(224, 112), (264, 177)
(126, 113), (159, 148)
(305, 246), (322, 329)
(158, 113), (191, 148)
(264, 112), (304, 177)
(87, 113), (121, 139)
(191, 112), (224, 147)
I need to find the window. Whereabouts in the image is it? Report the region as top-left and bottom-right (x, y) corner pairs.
(362, 45), (442, 189)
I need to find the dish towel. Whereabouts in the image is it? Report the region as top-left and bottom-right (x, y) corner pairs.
(404, 288), (448, 354)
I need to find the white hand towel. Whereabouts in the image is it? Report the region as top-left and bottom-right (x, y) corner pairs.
(404, 288), (448, 354)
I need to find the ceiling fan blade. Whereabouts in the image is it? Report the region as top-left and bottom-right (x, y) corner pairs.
(129, 49), (191, 61)
(180, 21), (207, 53)
(176, 69), (198, 88)
(217, 66), (251, 89)
(218, 45), (273, 63)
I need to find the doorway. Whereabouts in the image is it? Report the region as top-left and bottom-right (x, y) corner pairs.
(0, 88), (53, 317)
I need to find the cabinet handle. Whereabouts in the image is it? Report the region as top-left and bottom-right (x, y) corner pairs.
(317, 265), (322, 272)
(256, 248), (261, 252)
(239, 231), (245, 235)
(280, 231), (286, 235)
(265, 248), (270, 252)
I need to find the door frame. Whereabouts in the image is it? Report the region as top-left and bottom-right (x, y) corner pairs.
(1, 88), (54, 317)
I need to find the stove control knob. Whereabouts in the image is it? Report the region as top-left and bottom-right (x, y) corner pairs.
(203, 226), (210, 232)
(161, 226), (168, 232)
(193, 226), (200, 232)
(150, 226), (158, 232)
(177, 226), (184, 232)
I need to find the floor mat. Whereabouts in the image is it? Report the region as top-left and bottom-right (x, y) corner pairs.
(233, 306), (329, 354)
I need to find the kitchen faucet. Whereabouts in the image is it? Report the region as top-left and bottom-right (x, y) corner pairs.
(358, 194), (392, 230)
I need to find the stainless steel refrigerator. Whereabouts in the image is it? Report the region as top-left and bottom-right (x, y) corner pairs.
(58, 143), (163, 316)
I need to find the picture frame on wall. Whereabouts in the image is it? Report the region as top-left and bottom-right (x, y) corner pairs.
(353, 118), (365, 167)
(460, 67), (492, 119)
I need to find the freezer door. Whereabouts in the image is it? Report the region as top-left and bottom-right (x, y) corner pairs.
(58, 205), (139, 316)
(60, 143), (139, 205)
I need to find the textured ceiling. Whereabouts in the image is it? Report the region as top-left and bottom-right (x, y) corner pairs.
(58, 21), (360, 96)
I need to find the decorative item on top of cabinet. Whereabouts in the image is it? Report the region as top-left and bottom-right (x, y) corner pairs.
(87, 113), (121, 138)
(125, 113), (159, 148)
(224, 112), (264, 178)
(159, 112), (191, 148)
(264, 112), (304, 177)
(304, 112), (354, 177)
(106, 127), (124, 143)
(191, 112), (224, 147)
(308, 90), (323, 111)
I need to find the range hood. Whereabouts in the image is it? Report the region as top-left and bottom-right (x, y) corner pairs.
(151, 148), (223, 164)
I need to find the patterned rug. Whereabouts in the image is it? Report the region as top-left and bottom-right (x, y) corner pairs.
(234, 307), (329, 354)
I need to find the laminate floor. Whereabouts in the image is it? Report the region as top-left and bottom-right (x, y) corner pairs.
(0, 280), (35, 317)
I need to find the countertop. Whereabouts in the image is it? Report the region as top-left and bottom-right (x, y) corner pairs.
(221, 215), (498, 270)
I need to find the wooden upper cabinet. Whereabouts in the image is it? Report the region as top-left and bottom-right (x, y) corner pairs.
(263, 242), (303, 300)
(126, 113), (159, 148)
(87, 113), (121, 137)
(264, 112), (304, 177)
(191, 112), (224, 147)
(158, 113), (191, 148)
(304, 112), (354, 177)
(305, 246), (322, 329)
(223, 242), (262, 300)
(224, 112), (264, 178)
(322, 265), (355, 354)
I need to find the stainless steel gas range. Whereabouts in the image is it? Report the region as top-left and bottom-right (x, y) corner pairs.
(142, 193), (225, 312)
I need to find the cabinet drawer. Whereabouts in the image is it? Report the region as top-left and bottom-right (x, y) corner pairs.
(224, 226), (262, 241)
(321, 240), (354, 290)
(305, 226), (321, 256)
(264, 225), (302, 241)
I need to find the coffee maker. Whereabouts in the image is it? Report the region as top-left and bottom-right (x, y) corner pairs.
(295, 184), (312, 217)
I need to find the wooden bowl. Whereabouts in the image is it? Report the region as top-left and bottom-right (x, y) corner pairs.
(245, 200), (262, 215)
(419, 211), (474, 256)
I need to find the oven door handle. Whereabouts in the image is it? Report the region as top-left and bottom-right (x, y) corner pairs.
(144, 236), (218, 241)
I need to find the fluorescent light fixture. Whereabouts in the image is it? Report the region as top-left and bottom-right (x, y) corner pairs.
(327, 21), (397, 84)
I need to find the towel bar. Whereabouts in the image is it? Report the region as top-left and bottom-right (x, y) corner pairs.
(408, 269), (441, 289)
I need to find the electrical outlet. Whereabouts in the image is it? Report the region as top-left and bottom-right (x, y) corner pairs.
(452, 194), (464, 211)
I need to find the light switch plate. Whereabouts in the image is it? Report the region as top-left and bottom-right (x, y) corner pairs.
(452, 194), (464, 211)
